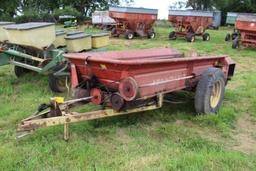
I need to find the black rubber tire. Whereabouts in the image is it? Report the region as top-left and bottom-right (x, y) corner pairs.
(111, 28), (118, 37)
(169, 31), (177, 40)
(147, 31), (156, 39)
(73, 88), (90, 99)
(195, 67), (225, 114)
(14, 66), (31, 78)
(125, 31), (134, 40)
(186, 33), (195, 42)
(48, 65), (69, 93)
(231, 32), (239, 40)
(202, 32), (210, 41)
(232, 39), (239, 49)
(225, 33), (231, 41)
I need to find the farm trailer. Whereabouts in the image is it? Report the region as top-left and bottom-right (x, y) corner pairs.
(92, 10), (116, 30)
(16, 48), (236, 140)
(208, 11), (221, 30)
(168, 10), (213, 42)
(229, 14), (256, 49)
(109, 6), (158, 39)
(224, 13), (256, 42)
(226, 12), (241, 26)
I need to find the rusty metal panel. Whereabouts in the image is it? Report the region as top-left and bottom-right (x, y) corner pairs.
(169, 10), (213, 17)
(110, 6), (158, 15)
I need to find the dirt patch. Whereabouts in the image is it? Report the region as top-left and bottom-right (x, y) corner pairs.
(232, 114), (256, 154)
(115, 128), (132, 144)
(122, 154), (160, 171)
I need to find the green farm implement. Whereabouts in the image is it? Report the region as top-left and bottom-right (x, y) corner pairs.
(0, 22), (109, 92)
(0, 44), (70, 92)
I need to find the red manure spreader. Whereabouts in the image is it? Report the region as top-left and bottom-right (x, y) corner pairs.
(168, 10), (213, 42)
(231, 14), (256, 49)
(17, 48), (235, 140)
(109, 6), (158, 39)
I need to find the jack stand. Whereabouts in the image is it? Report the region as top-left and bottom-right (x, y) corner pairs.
(64, 123), (69, 141)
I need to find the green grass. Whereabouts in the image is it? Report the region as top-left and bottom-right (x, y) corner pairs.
(0, 25), (256, 170)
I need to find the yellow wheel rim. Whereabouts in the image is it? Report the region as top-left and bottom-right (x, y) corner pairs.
(191, 36), (195, 42)
(210, 80), (221, 108)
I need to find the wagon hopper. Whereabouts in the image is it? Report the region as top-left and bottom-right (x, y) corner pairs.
(92, 10), (116, 30)
(16, 48), (235, 140)
(226, 12), (240, 25)
(109, 6), (158, 39)
(0, 21), (15, 42)
(231, 14), (256, 49)
(168, 10), (213, 42)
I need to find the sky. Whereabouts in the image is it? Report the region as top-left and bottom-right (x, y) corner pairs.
(126, 0), (188, 19)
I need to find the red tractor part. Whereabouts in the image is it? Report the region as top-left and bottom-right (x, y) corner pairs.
(232, 14), (256, 49)
(109, 6), (158, 39)
(119, 77), (138, 101)
(168, 10), (213, 42)
(90, 88), (103, 105)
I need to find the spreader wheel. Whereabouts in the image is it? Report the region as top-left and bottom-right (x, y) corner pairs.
(202, 32), (210, 41)
(186, 33), (195, 42)
(169, 31), (177, 40)
(232, 38), (239, 49)
(225, 33), (231, 41)
(111, 28), (119, 37)
(111, 93), (125, 111)
(147, 31), (156, 39)
(125, 31), (134, 40)
(48, 65), (69, 93)
(195, 67), (225, 114)
(73, 88), (90, 99)
(14, 66), (31, 78)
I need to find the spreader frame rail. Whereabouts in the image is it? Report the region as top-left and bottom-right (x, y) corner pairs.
(17, 94), (164, 140)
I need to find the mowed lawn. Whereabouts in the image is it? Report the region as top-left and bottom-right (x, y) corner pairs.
(0, 24), (256, 170)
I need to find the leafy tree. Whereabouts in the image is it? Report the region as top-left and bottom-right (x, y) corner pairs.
(0, 0), (20, 17)
(61, 0), (120, 16)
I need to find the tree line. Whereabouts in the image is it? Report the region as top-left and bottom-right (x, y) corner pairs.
(0, 0), (255, 23)
(186, 0), (256, 12)
(0, 0), (132, 23)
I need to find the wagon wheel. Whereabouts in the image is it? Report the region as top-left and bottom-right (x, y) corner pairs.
(194, 67), (225, 114)
(232, 38), (239, 49)
(225, 33), (231, 41)
(169, 31), (177, 40)
(111, 28), (119, 37)
(125, 31), (134, 40)
(48, 64), (70, 93)
(186, 33), (195, 42)
(231, 32), (239, 40)
(202, 32), (210, 41)
(147, 31), (156, 39)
